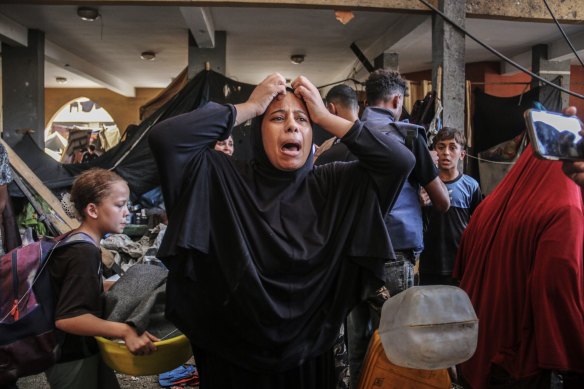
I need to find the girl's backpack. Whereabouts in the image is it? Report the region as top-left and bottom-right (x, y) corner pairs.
(0, 232), (95, 384)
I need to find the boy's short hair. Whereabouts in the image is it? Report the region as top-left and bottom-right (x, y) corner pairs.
(365, 69), (407, 105)
(434, 127), (466, 148)
(325, 84), (358, 112)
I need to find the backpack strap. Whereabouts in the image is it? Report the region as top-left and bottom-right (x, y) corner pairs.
(387, 122), (425, 151)
(62, 231), (99, 247)
(61, 232), (125, 276)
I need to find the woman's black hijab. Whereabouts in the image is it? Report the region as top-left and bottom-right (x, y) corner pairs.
(157, 96), (391, 372)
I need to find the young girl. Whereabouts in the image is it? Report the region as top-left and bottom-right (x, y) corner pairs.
(45, 168), (158, 389)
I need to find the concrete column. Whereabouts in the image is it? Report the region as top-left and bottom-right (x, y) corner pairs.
(188, 30), (226, 78)
(2, 29), (44, 148)
(432, 0), (466, 131)
(531, 44), (571, 108)
(374, 52), (399, 71)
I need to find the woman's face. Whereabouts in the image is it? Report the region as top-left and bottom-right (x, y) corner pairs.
(261, 93), (313, 171)
(91, 180), (130, 234)
(215, 135), (234, 156)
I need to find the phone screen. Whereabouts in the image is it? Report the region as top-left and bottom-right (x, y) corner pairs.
(526, 109), (584, 160)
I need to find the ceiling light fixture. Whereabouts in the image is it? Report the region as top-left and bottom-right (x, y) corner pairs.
(140, 51), (156, 61)
(55, 77), (68, 85)
(290, 54), (305, 65)
(77, 7), (100, 22)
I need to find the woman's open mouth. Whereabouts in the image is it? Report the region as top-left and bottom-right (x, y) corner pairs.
(281, 141), (301, 156)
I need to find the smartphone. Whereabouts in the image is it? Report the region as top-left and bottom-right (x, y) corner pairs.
(524, 109), (584, 161)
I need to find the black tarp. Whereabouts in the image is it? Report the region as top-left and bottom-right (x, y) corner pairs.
(472, 80), (561, 154)
(13, 70), (332, 197)
(13, 70), (256, 196)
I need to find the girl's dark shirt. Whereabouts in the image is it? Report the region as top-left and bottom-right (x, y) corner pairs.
(49, 242), (103, 362)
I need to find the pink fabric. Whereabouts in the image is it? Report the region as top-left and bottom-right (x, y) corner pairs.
(453, 145), (584, 389)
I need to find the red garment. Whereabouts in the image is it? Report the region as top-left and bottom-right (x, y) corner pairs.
(453, 145), (584, 389)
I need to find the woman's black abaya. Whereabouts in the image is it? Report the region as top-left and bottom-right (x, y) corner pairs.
(149, 102), (414, 387)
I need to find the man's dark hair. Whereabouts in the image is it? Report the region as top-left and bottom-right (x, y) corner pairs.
(325, 84), (358, 112)
(88, 144), (96, 152)
(365, 69), (407, 105)
(434, 127), (466, 148)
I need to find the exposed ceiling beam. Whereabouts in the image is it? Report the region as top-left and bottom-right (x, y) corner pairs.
(501, 30), (584, 75)
(549, 29), (584, 62)
(0, 12), (28, 47)
(501, 51), (531, 75)
(14, 1), (584, 23)
(180, 6), (215, 48)
(45, 40), (136, 97)
(332, 15), (430, 83)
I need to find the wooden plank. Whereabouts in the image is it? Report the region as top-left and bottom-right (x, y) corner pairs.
(1, 139), (79, 232)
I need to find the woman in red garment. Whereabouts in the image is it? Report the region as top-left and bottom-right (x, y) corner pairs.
(453, 144), (584, 389)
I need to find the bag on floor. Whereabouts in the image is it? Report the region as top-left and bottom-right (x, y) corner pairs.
(0, 232), (95, 384)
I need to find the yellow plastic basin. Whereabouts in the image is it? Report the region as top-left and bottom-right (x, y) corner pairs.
(95, 334), (192, 376)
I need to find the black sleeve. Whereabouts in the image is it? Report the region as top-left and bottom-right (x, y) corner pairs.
(50, 244), (103, 321)
(411, 135), (439, 187)
(341, 120), (415, 213)
(149, 102), (235, 213)
(314, 142), (355, 165)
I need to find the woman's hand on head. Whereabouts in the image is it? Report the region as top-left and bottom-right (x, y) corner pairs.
(292, 75), (354, 139)
(235, 73), (287, 125)
(291, 76), (329, 126)
(123, 325), (159, 355)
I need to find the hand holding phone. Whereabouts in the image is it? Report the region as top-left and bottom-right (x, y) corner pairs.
(524, 109), (584, 161)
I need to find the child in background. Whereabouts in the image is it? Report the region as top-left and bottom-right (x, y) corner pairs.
(214, 135), (234, 156)
(419, 127), (482, 286)
(45, 168), (159, 389)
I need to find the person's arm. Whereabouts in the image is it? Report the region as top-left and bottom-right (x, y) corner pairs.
(149, 102), (236, 213)
(52, 245), (158, 355)
(424, 177), (450, 213)
(56, 314), (159, 355)
(292, 76), (415, 211)
(412, 137), (450, 213)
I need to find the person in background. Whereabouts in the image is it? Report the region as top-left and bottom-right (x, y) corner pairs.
(81, 144), (99, 163)
(314, 84), (359, 164)
(149, 73), (414, 388)
(46, 168), (159, 389)
(316, 84), (386, 388)
(419, 127), (481, 286)
(361, 69), (450, 295)
(453, 141), (584, 389)
(214, 135), (234, 156)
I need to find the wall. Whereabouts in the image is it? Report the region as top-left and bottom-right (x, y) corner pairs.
(45, 87), (163, 135)
(482, 69), (531, 98)
(569, 65), (584, 121)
